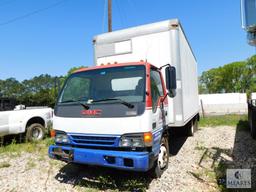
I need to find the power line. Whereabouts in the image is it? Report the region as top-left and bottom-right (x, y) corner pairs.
(0, 0), (68, 27)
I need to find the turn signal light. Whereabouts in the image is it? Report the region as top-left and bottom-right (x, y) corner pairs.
(143, 132), (152, 144)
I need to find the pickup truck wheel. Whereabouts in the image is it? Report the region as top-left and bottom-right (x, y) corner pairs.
(26, 123), (45, 142)
(151, 136), (169, 178)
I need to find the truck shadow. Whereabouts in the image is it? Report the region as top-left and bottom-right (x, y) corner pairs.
(191, 120), (256, 191)
(55, 163), (153, 191)
(168, 128), (188, 156)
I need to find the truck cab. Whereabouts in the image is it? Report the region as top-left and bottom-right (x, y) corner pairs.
(49, 62), (175, 176)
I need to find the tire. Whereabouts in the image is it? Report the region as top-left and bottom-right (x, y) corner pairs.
(26, 123), (45, 142)
(185, 119), (198, 137)
(151, 136), (169, 178)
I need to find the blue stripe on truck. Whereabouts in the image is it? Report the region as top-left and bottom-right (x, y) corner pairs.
(152, 128), (163, 156)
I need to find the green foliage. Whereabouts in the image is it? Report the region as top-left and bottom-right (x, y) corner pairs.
(0, 78), (24, 98)
(199, 55), (256, 94)
(67, 66), (86, 76)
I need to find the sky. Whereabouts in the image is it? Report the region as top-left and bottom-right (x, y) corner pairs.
(0, 0), (255, 81)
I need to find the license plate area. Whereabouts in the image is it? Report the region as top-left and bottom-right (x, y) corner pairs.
(53, 147), (73, 161)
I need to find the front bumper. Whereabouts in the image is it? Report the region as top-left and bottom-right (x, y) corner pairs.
(48, 145), (155, 172)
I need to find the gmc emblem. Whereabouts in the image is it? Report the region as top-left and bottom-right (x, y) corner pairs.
(81, 109), (102, 116)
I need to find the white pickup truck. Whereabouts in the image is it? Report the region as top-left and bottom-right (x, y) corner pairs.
(0, 105), (53, 141)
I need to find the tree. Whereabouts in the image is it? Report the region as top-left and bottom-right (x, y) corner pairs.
(19, 74), (56, 107)
(67, 66), (86, 76)
(199, 55), (256, 94)
(0, 78), (24, 98)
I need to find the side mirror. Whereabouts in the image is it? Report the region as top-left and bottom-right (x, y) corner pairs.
(165, 66), (177, 97)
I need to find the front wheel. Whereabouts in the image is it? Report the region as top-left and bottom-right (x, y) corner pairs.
(26, 123), (45, 142)
(151, 136), (169, 178)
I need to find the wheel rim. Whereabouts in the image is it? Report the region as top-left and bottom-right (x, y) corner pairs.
(191, 122), (194, 134)
(158, 145), (168, 169)
(31, 127), (43, 140)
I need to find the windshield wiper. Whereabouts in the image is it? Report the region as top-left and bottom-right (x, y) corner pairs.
(91, 98), (134, 109)
(59, 100), (90, 109)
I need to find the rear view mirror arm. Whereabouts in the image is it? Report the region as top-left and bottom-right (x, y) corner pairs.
(159, 64), (171, 70)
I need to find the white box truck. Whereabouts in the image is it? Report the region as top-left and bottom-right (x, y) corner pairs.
(49, 19), (200, 177)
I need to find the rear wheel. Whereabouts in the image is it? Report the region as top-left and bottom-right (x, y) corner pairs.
(151, 136), (169, 178)
(26, 123), (45, 142)
(185, 119), (198, 137)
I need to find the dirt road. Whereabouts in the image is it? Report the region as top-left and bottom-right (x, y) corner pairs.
(0, 124), (255, 192)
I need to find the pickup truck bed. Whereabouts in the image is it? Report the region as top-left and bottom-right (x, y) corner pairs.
(248, 99), (256, 139)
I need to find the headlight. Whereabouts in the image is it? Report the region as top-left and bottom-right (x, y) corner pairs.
(55, 132), (70, 144)
(119, 132), (152, 148)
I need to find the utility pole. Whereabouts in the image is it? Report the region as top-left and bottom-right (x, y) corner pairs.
(108, 0), (112, 32)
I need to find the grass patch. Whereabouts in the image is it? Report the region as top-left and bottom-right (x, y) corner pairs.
(199, 114), (248, 128)
(0, 161), (11, 168)
(0, 138), (54, 156)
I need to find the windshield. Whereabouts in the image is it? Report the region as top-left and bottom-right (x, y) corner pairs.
(59, 65), (146, 104)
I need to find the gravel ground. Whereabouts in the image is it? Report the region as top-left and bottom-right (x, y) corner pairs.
(0, 125), (255, 192)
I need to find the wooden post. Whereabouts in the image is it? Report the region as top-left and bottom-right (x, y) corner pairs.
(108, 0), (112, 32)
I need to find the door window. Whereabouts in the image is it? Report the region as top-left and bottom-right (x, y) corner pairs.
(150, 69), (164, 111)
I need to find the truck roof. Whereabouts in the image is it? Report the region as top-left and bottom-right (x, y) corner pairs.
(93, 19), (179, 44)
(74, 61), (152, 74)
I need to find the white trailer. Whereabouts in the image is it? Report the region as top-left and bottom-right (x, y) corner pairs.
(93, 19), (200, 128)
